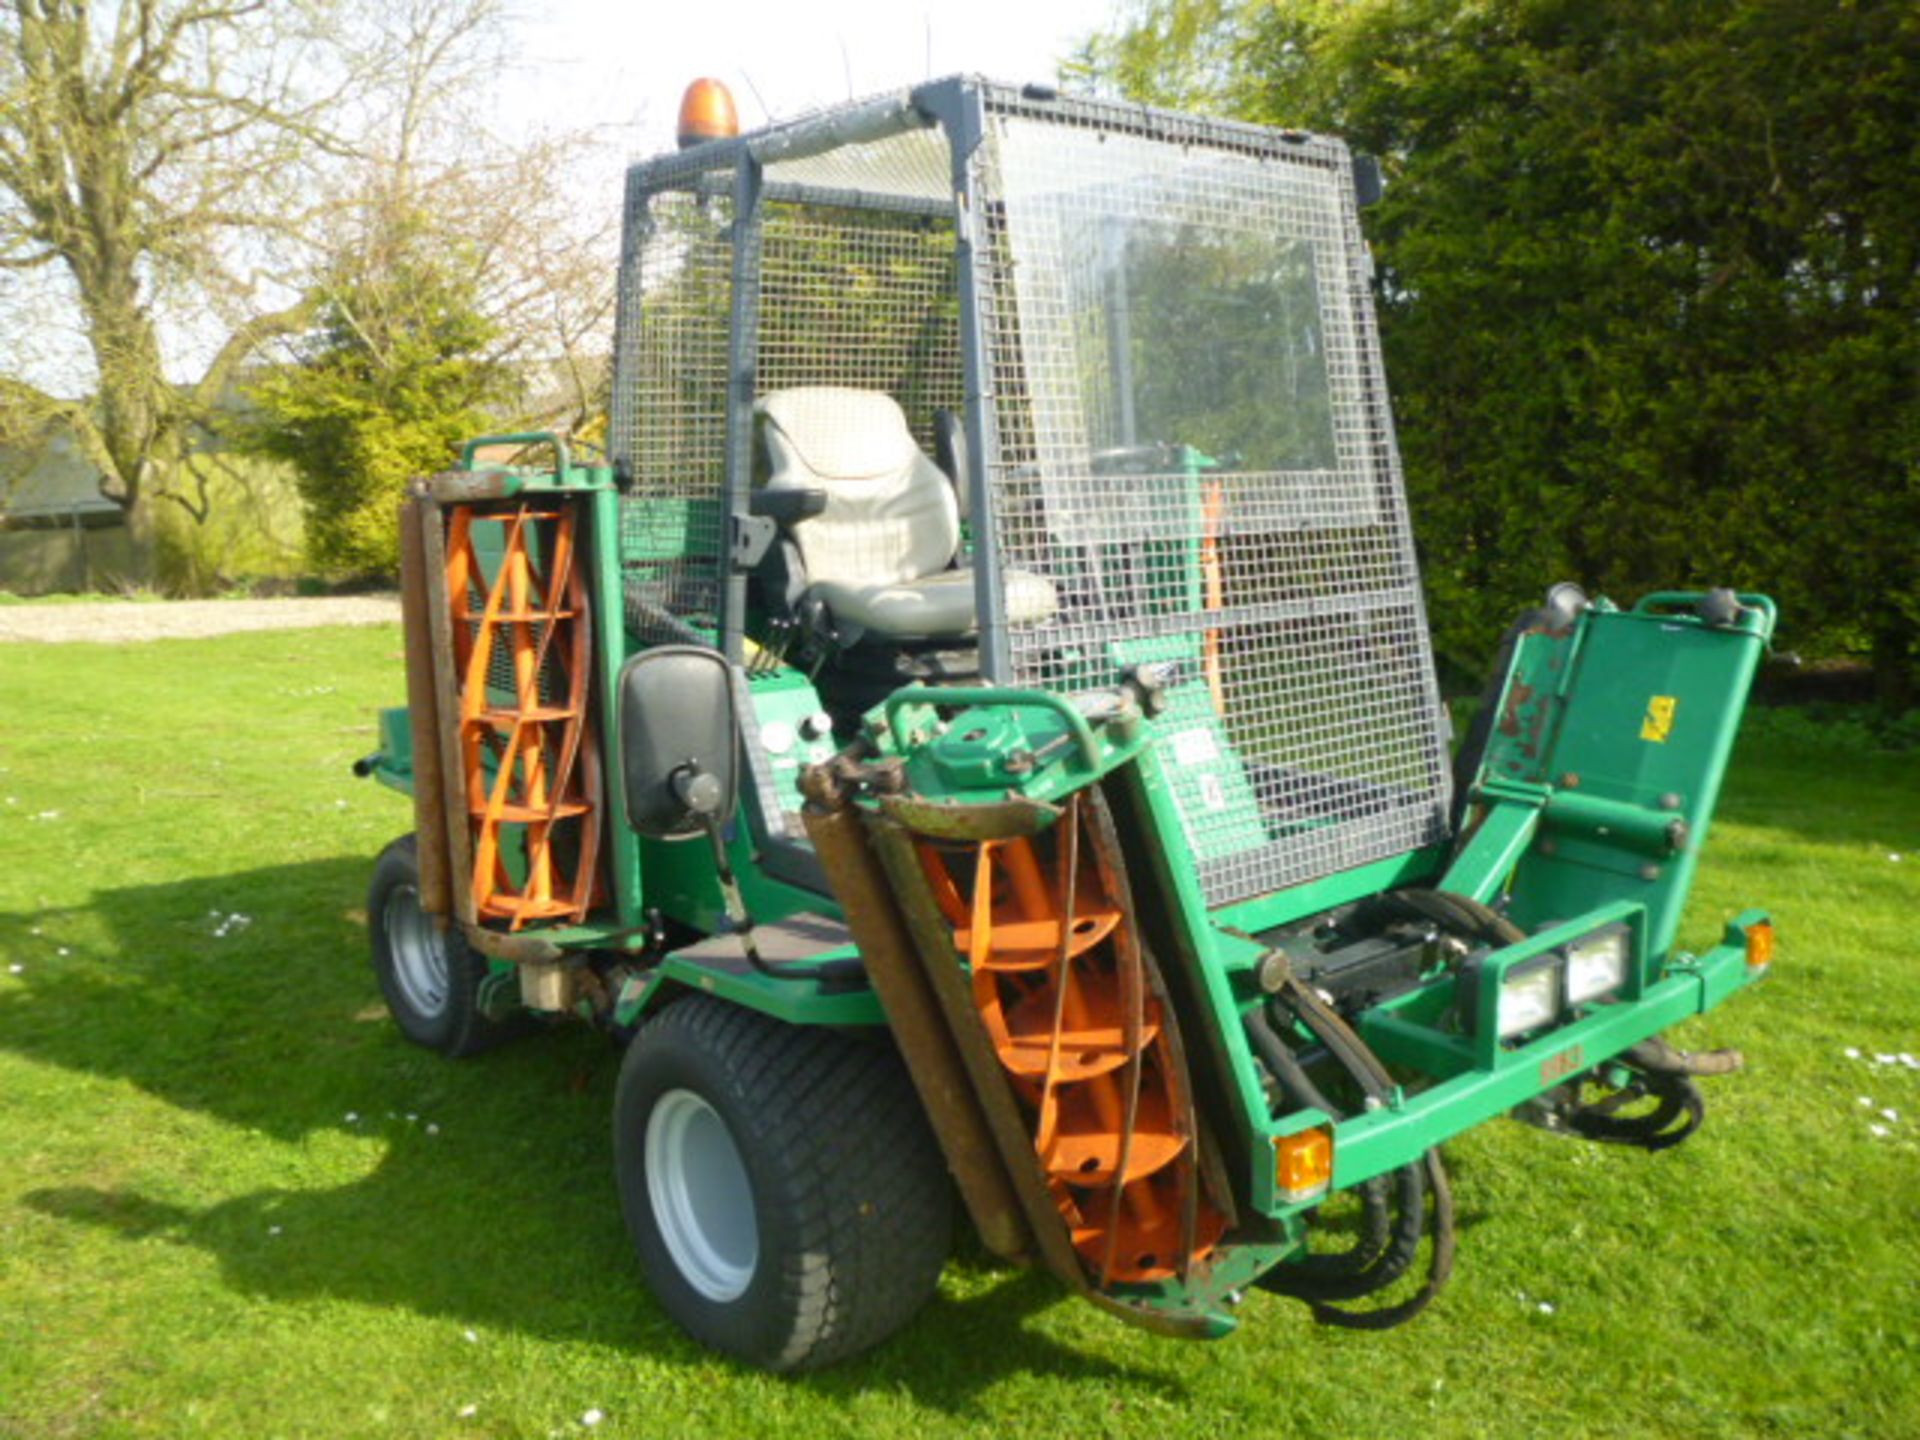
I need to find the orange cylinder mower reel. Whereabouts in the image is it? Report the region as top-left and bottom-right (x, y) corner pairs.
(443, 496), (605, 930)
(914, 791), (1228, 1288)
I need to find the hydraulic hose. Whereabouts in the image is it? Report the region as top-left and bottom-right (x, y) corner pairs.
(1243, 1008), (1341, 1118)
(1244, 1010), (1394, 1282)
(1252, 988), (1424, 1304)
(1256, 975), (1457, 1326)
(1566, 1070), (1705, 1150)
(1623, 1035), (1744, 1078)
(1316, 1149), (1456, 1332)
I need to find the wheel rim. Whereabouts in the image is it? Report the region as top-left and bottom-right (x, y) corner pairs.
(645, 1088), (759, 1302)
(383, 882), (450, 1018)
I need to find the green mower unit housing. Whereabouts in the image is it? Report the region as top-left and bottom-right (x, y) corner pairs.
(357, 76), (1777, 1371)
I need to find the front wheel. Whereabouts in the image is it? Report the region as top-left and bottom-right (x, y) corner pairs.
(367, 834), (526, 1057)
(614, 996), (952, 1371)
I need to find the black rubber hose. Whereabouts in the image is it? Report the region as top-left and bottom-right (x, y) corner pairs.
(1265, 1150), (1425, 1305)
(1255, 990), (1427, 1303)
(1391, 888), (1528, 948)
(1286, 981), (1401, 1109)
(1244, 1008), (1341, 1118)
(1307, 1149), (1457, 1331)
(1353, 886), (1526, 951)
(1568, 1072), (1704, 1151)
(1244, 1010), (1394, 1281)
(1275, 977), (1458, 1322)
(1623, 1035), (1744, 1077)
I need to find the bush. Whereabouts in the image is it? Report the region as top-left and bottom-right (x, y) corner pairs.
(237, 217), (512, 579)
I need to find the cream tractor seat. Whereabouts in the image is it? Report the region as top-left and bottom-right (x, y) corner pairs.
(756, 387), (1058, 640)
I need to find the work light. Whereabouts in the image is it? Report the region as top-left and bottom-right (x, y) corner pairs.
(1495, 957), (1562, 1038)
(1564, 924), (1631, 1005)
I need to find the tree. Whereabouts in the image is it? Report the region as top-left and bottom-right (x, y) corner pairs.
(0, 0), (615, 589)
(238, 216), (511, 573)
(1076, 0), (1920, 706)
(234, 0), (619, 578)
(0, 1), (351, 568)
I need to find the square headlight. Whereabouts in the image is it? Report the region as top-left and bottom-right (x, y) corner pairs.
(1496, 958), (1562, 1038)
(1564, 924), (1631, 1005)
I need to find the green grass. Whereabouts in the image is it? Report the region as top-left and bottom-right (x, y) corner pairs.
(1, 627), (1917, 1439)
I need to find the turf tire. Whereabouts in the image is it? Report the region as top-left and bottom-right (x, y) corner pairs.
(614, 995), (952, 1371)
(368, 834), (526, 1058)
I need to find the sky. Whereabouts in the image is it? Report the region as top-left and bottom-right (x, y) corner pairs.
(509, 0), (1124, 158)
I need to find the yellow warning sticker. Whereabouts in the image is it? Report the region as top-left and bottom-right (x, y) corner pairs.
(1641, 695), (1678, 743)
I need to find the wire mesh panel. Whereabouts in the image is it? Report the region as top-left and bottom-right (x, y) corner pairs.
(972, 100), (1452, 906)
(756, 204), (962, 449)
(749, 203), (964, 837)
(760, 121), (952, 208)
(611, 188), (733, 645)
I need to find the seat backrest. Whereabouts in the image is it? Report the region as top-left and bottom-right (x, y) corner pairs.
(756, 387), (959, 589)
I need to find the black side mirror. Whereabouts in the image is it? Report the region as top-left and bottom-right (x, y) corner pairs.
(618, 645), (739, 840)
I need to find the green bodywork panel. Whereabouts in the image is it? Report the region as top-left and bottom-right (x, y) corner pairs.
(1447, 593), (1775, 957)
(748, 667), (838, 832)
(878, 685), (1151, 800)
(370, 707), (414, 794)
(1124, 667), (1269, 867)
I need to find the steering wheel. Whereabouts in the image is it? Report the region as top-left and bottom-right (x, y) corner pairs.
(1088, 441), (1187, 476)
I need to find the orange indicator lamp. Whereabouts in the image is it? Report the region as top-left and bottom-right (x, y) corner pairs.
(1275, 1126), (1334, 1204)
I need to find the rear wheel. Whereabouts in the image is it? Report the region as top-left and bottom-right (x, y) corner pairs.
(614, 996), (952, 1371)
(368, 834), (526, 1057)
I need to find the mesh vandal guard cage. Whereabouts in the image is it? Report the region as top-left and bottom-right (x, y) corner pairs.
(610, 79), (1452, 908)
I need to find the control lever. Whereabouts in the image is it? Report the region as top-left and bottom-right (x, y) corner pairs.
(673, 762), (767, 972)
(673, 761), (863, 989)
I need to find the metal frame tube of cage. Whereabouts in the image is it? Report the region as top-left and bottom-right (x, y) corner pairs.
(920, 78), (1013, 681)
(606, 176), (649, 486)
(627, 90), (932, 194)
(721, 153), (766, 669)
(747, 90), (929, 167)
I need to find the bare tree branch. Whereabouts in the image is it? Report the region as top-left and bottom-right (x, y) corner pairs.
(190, 292), (319, 412)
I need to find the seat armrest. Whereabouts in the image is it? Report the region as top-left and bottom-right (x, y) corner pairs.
(934, 408), (970, 521)
(750, 487), (828, 523)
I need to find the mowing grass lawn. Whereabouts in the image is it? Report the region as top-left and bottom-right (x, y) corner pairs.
(1, 626), (1916, 1439)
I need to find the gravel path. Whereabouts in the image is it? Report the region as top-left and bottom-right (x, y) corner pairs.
(0, 595), (401, 644)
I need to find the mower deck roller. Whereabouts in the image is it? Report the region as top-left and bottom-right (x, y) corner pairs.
(911, 795), (1227, 1289)
(360, 76), (1777, 1370)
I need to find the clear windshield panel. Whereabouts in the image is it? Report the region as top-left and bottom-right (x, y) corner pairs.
(981, 114), (1450, 907)
(987, 120), (1381, 543)
(1080, 214), (1336, 473)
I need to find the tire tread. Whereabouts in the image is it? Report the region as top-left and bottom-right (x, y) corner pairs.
(619, 996), (951, 1370)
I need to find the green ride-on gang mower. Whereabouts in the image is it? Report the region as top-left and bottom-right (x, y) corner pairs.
(356, 76), (1779, 1371)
